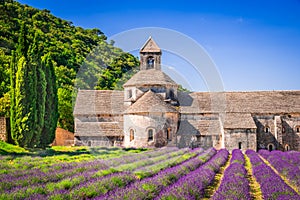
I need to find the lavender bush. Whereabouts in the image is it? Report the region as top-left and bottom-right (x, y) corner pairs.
(259, 149), (300, 192)
(95, 148), (217, 200)
(212, 149), (251, 200)
(156, 149), (229, 200)
(246, 150), (300, 200)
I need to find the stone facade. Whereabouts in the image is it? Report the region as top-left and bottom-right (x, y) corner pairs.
(73, 37), (300, 151)
(0, 117), (7, 142)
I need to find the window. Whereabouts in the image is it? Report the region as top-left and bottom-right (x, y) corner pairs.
(282, 127), (286, 133)
(148, 129), (153, 141)
(296, 126), (300, 133)
(147, 57), (154, 69)
(285, 144), (290, 151)
(246, 129), (250, 133)
(87, 141), (91, 146)
(167, 128), (172, 141)
(128, 90), (132, 99)
(238, 142), (242, 150)
(130, 129), (134, 142)
(268, 143), (274, 151)
(265, 126), (270, 133)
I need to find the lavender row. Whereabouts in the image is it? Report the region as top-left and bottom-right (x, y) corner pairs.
(0, 147), (180, 192)
(212, 149), (251, 200)
(246, 150), (300, 200)
(3, 149), (191, 197)
(96, 148), (217, 200)
(156, 149), (229, 200)
(133, 148), (203, 174)
(259, 150), (300, 192)
(0, 147), (176, 181)
(116, 148), (189, 171)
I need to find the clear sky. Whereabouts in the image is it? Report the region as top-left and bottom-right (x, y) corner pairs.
(18, 0), (300, 91)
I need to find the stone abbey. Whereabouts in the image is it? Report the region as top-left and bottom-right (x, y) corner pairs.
(73, 37), (300, 151)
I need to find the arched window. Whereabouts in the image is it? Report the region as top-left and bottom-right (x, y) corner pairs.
(238, 142), (242, 149)
(167, 128), (172, 141)
(268, 143), (275, 151)
(282, 127), (286, 133)
(265, 126), (270, 133)
(148, 129), (153, 141)
(285, 144), (290, 151)
(130, 129), (134, 142)
(147, 57), (154, 69)
(296, 126), (300, 133)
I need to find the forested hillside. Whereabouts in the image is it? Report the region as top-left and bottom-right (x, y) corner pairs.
(0, 0), (139, 133)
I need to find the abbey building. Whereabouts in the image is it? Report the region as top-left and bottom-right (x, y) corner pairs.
(73, 37), (300, 151)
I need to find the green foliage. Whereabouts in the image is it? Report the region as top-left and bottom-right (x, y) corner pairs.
(95, 53), (139, 90)
(41, 53), (58, 147)
(0, 92), (10, 117)
(0, 1), (139, 132)
(14, 56), (36, 147)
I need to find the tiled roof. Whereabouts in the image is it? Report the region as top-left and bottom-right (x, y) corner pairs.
(178, 91), (300, 114)
(123, 69), (177, 87)
(124, 90), (178, 114)
(75, 122), (123, 136)
(140, 37), (161, 53)
(223, 113), (256, 129)
(73, 90), (125, 115)
(177, 119), (221, 136)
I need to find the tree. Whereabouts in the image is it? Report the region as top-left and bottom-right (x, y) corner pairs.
(28, 32), (46, 147)
(13, 56), (36, 147)
(40, 53), (58, 147)
(9, 51), (16, 142)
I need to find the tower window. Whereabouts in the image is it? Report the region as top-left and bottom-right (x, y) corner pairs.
(130, 129), (134, 142)
(147, 57), (154, 69)
(148, 129), (153, 141)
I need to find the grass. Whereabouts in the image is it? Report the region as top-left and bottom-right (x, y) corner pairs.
(203, 155), (231, 199)
(244, 154), (263, 200)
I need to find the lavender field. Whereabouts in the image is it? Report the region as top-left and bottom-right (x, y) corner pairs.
(0, 145), (300, 200)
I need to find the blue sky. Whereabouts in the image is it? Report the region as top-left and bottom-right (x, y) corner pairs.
(18, 0), (300, 91)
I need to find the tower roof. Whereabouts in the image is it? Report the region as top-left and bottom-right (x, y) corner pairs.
(123, 69), (177, 87)
(124, 90), (178, 114)
(140, 36), (161, 53)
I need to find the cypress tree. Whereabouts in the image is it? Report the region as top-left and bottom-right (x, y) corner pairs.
(40, 53), (58, 147)
(9, 51), (16, 143)
(28, 32), (45, 147)
(14, 56), (36, 147)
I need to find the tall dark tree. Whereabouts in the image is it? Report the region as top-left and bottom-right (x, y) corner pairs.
(9, 50), (16, 143)
(14, 56), (36, 147)
(40, 53), (58, 147)
(28, 32), (46, 147)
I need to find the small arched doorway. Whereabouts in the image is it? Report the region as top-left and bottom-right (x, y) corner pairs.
(268, 143), (275, 151)
(285, 144), (290, 151)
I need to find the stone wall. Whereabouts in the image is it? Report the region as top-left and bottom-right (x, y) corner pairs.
(123, 112), (178, 148)
(0, 117), (7, 142)
(281, 114), (300, 151)
(254, 115), (278, 150)
(224, 128), (256, 152)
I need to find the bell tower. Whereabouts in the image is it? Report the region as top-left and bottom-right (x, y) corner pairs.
(140, 36), (161, 70)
